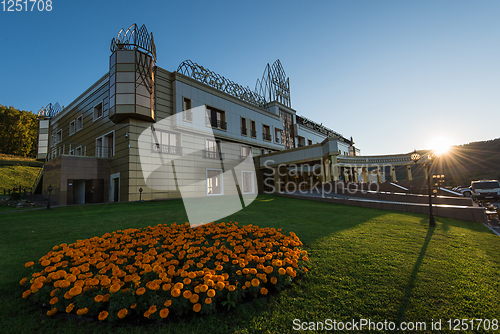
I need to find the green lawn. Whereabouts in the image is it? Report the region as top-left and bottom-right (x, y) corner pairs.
(1, 195), (499, 333)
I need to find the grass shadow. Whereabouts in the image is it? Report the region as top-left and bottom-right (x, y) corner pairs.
(396, 223), (435, 323)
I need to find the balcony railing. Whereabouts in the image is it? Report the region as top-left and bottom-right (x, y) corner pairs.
(206, 117), (227, 130)
(152, 144), (182, 155)
(96, 146), (113, 158)
(204, 150), (224, 160)
(241, 127), (247, 136)
(251, 130), (257, 138)
(263, 133), (272, 141)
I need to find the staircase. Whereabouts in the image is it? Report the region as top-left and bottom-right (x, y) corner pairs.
(31, 164), (44, 194)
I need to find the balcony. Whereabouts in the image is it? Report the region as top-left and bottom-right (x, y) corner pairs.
(251, 130), (257, 138)
(96, 146), (113, 158)
(152, 144), (182, 155)
(204, 150), (224, 160)
(206, 117), (227, 130)
(241, 127), (247, 136)
(263, 133), (272, 141)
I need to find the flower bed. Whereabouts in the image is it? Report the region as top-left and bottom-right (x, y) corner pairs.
(20, 222), (308, 322)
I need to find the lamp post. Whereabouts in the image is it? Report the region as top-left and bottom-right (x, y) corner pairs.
(411, 150), (437, 227)
(139, 187), (143, 202)
(47, 185), (53, 210)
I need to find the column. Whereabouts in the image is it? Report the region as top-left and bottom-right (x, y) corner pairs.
(390, 166), (397, 182)
(406, 165), (413, 181)
(376, 167), (382, 183)
(362, 167), (368, 183)
(273, 167), (280, 193)
(331, 155), (339, 181)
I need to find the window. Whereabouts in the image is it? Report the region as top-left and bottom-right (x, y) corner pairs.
(206, 106), (226, 130)
(152, 130), (181, 155)
(250, 121), (256, 138)
(76, 115), (83, 131)
(69, 121), (75, 136)
(275, 128), (282, 143)
(205, 139), (222, 159)
(182, 97), (192, 122)
(262, 125), (271, 141)
(93, 103), (103, 121)
(241, 171), (255, 194)
(241, 117), (247, 136)
(56, 129), (62, 143)
(241, 146), (251, 161)
(75, 146), (82, 156)
(207, 169), (223, 195)
(96, 131), (114, 157)
(308, 139), (313, 146)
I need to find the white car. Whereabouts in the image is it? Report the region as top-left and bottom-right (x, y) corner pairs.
(471, 180), (500, 201)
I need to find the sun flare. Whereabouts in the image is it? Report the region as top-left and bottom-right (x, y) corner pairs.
(430, 137), (452, 154)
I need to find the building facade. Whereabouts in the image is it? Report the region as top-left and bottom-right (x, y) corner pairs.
(35, 24), (358, 205)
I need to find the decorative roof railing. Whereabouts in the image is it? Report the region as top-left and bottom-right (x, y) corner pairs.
(177, 60), (267, 108)
(37, 102), (62, 118)
(295, 115), (347, 141)
(110, 24), (156, 62)
(255, 60), (291, 108)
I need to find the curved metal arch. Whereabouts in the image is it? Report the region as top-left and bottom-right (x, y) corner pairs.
(37, 102), (62, 118)
(110, 23), (156, 62)
(255, 59), (291, 107)
(177, 60), (267, 107)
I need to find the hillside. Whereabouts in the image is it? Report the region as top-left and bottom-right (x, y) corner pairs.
(0, 154), (42, 192)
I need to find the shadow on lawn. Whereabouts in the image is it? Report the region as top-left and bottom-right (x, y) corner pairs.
(396, 224), (435, 323)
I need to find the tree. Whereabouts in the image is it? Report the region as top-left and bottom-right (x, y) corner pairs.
(0, 105), (38, 157)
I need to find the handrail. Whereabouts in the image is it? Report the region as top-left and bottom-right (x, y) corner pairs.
(31, 164), (44, 194)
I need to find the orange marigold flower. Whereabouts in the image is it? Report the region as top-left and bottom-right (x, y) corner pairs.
(47, 307), (58, 316)
(102, 294), (110, 302)
(109, 283), (121, 293)
(190, 293), (200, 304)
(98, 311), (108, 321)
(94, 295), (104, 302)
(271, 277), (278, 284)
(260, 287), (268, 295)
(193, 303), (202, 313)
(278, 268), (286, 275)
(136, 287), (146, 295)
(183, 290), (192, 299)
(174, 282), (183, 290)
(25, 261), (35, 268)
(244, 281), (251, 288)
(50, 297), (58, 305)
(228, 285), (236, 291)
(265, 266), (274, 274)
(117, 308), (128, 319)
(76, 308), (89, 315)
(66, 303), (75, 313)
(164, 299), (172, 307)
(59, 280), (71, 288)
(41, 260), (51, 266)
(216, 281), (225, 289)
(69, 286), (82, 296)
(207, 289), (215, 298)
(159, 308), (169, 318)
(20, 277), (28, 285)
(130, 303), (137, 309)
(302, 256), (309, 262)
(171, 288), (181, 298)
(22, 290), (31, 299)
(251, 278), (260, 287)
(183, 278), (191, 285)
(200, 284), (208, 293)
(205, 297), (212, 304)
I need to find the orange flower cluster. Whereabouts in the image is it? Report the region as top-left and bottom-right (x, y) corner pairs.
(20, 222), (308, 321)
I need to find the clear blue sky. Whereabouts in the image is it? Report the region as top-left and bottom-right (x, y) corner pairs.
(1, 0), (499, 155)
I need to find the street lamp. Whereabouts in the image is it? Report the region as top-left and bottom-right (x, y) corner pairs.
(139, 187), (143, 202)
(47, 185), (53, 210)
(410, 150), (437, 227)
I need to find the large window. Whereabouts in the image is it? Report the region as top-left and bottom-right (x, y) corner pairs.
(93, 102), (103, 121)
(207, 169), (223, 195)
(206, 106), (226, 130)
(183, 97), (192, 122)
(69, 120), (75, 136)
(56, 129), (62, 143)
(205, 139), (222, 160)
(250, 121), (256, 138)
(152, 130), (181, 155)
(262, 125), (271, 141)
(241, 117), (247, 136)
(96, 131), (114, 157)
(76, 115), (83, 132)
(275, 128), (282, 143)
(241, 171), (255, 194)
